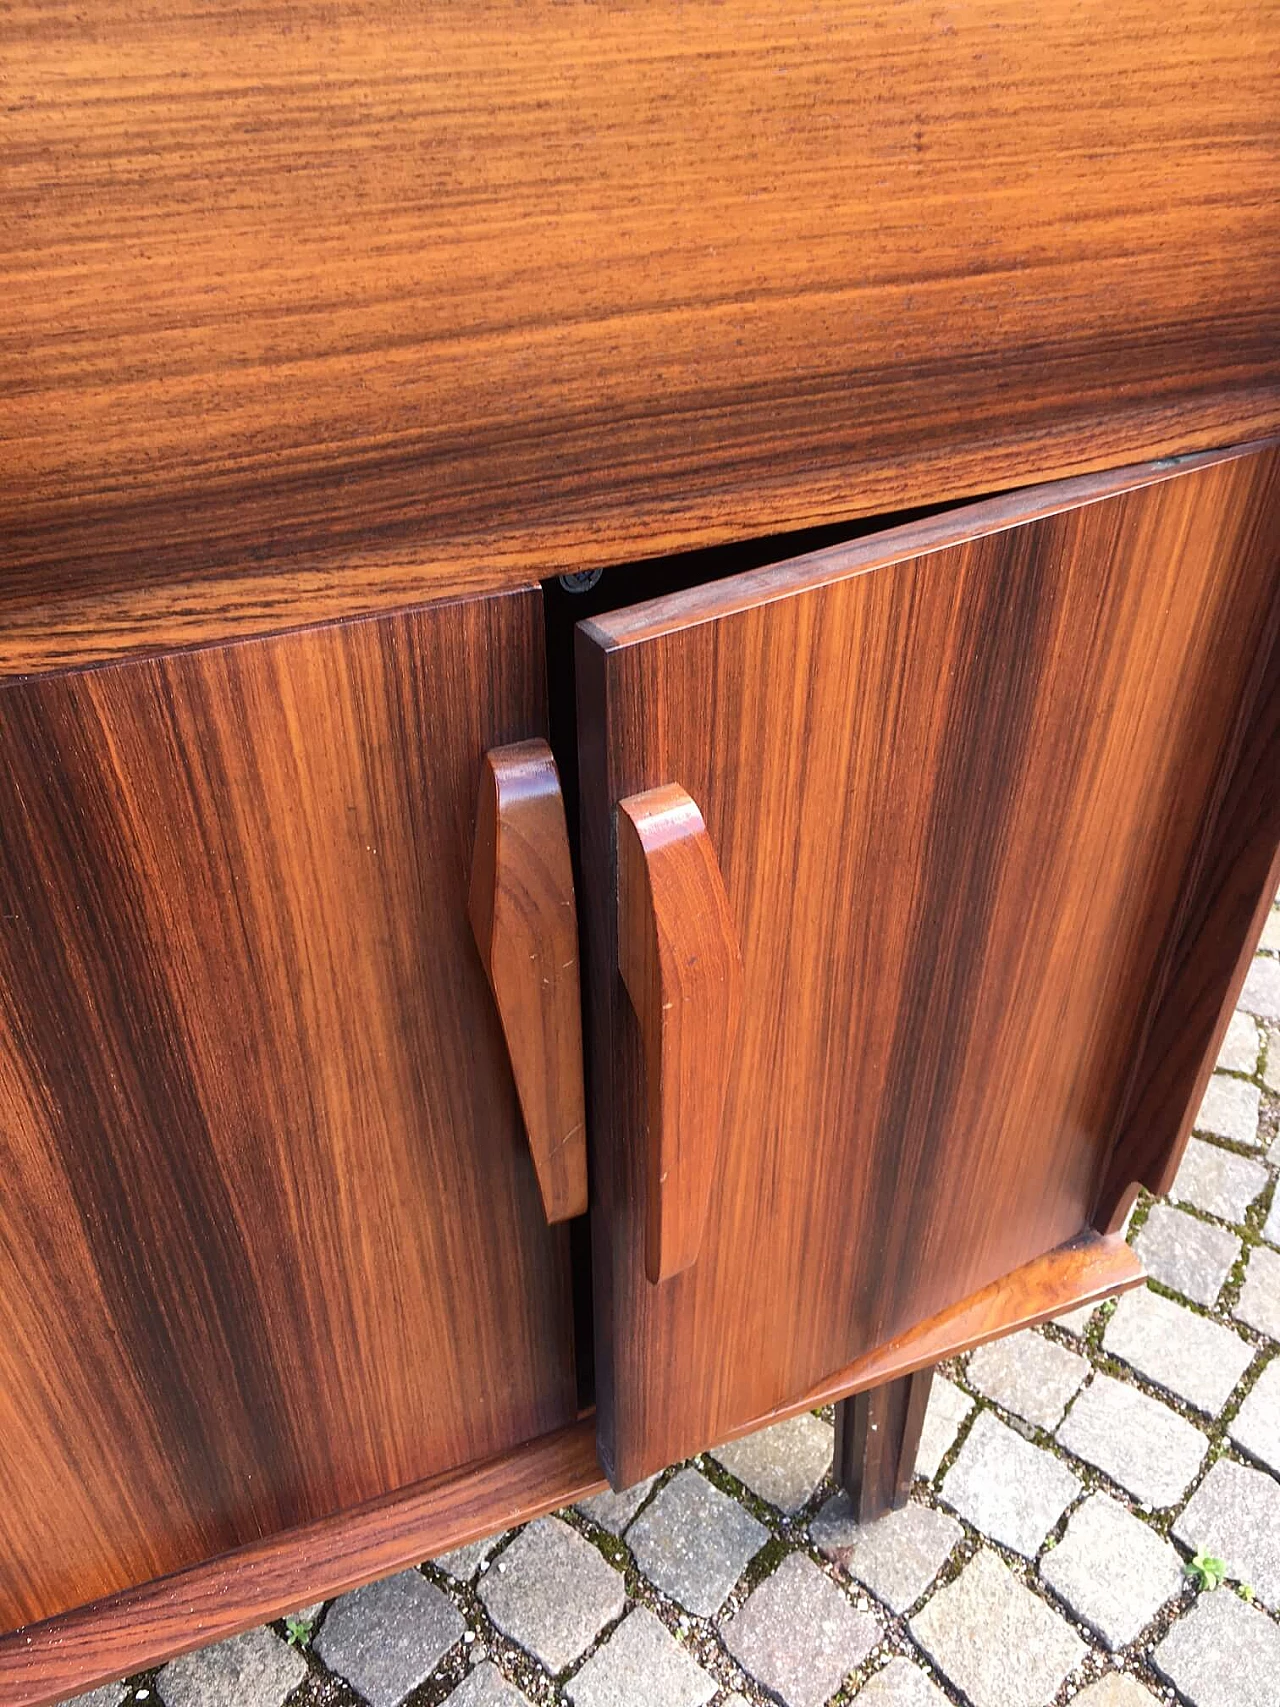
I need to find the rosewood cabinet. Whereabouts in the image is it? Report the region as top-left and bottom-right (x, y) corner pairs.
(4, 3), (1280, 1702)
(0, 589), (579, 1631)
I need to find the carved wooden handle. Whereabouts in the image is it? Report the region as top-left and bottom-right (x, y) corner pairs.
(470, 740), (588, 1223)
(616, 784), (744, 1283)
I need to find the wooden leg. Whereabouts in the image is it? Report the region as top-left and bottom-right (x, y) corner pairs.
(833, 1367), (934, 1524)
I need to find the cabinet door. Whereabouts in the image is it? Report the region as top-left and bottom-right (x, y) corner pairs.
(0, 587), (577, 1629)
(577, 444), (1280, 1487)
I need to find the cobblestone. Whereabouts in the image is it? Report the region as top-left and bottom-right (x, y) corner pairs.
(626, 1468), (768, 1617)
(1038, 1493), (1184, 1647)
(566, 1607), (715, 1707)
(1173, 1458), (1280, 1610)
(1171, 1137), (1268, 1223)
(722, 1553), (879, 1707)
(445, 1663), (535, 1707)
(709, 1413), (834, 1514)
(1229, 1356), (1280, 1476)
(67, 1688), (127, 1707)
(1133, 1203), (1239, 1306)
(1052, 1300), (1100, 1336)
(1104, 1284), (1254, 1413)
(940, 1408), (1080, 1556)
(1217, 1010), (1261, 1073)
(1239, 954), (1280, 1020)
(434, 1533), (507, 1583)
(158, 1627), (308, 1707)
(811, 1495), (962, 1613)
(477, 1517), (624, 1672)
(1235, 1243), (1280, 1340)
(315, 1571), (464, 1707)
(913, 1377), (973, 1479)
(1073, 1678), (1161, 1707)
(910, 1549), (1086, 1707)
(1056, 1371), (1208, 1506)
(966, 1328), (1089, 1428)
(1153, 1585), (1280, 1707)
(850, 1658), (948, 1705)
(1195, 1072), (1263, 1145)
(576, 1478), (656, 1537)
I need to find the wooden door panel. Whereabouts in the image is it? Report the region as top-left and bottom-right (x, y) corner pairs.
(0, 587), (577, 1629)
(577, 444), (1280, 1487)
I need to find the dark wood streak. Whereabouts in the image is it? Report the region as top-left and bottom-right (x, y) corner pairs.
(577, 445), (1280, 1487)
(868, 522), (1059, 1340)
(0, 683), (303, 1545)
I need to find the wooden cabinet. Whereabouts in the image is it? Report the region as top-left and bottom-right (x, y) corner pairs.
(4, 5), (1280, 1700)
(577, 446), (1280, 1486)
(0, 588), (579, 1632)
(3, 455), (1278, 1707)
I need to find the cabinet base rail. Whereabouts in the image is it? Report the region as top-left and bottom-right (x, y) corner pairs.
(0, 1230), (1141, 1707)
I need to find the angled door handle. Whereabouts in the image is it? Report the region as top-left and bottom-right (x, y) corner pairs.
(616, 784), (743, 1283)
(470, 740), (588, 1223)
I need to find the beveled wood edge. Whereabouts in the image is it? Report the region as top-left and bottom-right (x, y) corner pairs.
(0, 1422), (608, 1707)
(1, 1230), (1140, 1703)
(579, 437), (1280, 652)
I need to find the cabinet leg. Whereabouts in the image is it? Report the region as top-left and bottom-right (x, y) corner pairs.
(833, 1367), (934, 1524)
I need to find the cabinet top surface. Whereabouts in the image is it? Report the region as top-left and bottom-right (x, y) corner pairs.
(4, 1), (1279, 661)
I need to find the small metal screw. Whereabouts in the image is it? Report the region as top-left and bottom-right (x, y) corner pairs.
(558, 569), (604, 594)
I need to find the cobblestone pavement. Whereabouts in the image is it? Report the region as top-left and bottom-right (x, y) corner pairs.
(69, 897), (1280, 1707)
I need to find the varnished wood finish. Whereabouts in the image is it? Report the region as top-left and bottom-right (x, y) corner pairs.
(5, 3), (1280, 641)
(0, 588), (578, 1631)
(724, 1232), (1144, 1440)
(0, 1222), (1139, 1705)
(617, 786), (744, 1283)
(0, 557), (524, 682)
(1094, 587), (1280, 1229)
(578, 445), (1280, 1487)
(834, 1372), (934, 1525)
(0, 1420), (607, 1707)
(470, 741), (588, 1224)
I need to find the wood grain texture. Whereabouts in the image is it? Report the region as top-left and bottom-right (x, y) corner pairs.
(617, 786), (744, 1283)
(794, 1233), (1144, 1414)
(0, 1230), (1137, 1703)
(0, 586), (578, 1632)
(0, 1419), (607, 1707)
(834, 1371), (934, 1525)
(577, 445), (1280, 1487)
(0, 556), (524, 682)
(1094, 555), (1280, 1229)
(470, 741), (588, 1224)
(4, 0), (1280, 643)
